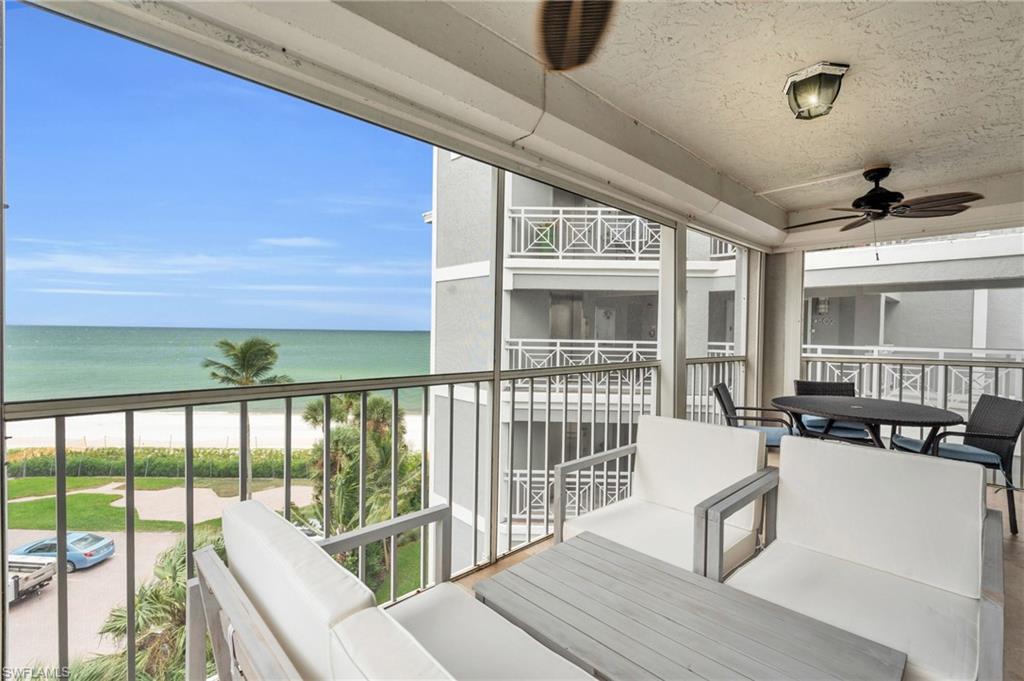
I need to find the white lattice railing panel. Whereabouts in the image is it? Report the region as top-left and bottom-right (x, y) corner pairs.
(508, 206), (661, 261)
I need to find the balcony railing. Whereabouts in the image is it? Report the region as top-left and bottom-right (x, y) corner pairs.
(503, 364), (658, 549)
(706, 341), (736, 357)
(801, 354), (1024, 439)
(506, 468), (631, 523)
(507, 206), (661, 261)
(506, 338), (658, 370)
(803, 343), (1024, 362)
(709, 238), (738, 259)
(685, 355), (746, 424)
(2, 360), (659, 674)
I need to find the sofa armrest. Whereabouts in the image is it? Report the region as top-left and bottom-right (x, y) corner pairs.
(553, 444), (636, 543)
(978, 509), (1004, 681)
(704, 467), (779, 582)
(318, 504), (452, 582)
(692, 468), (773, 577)
(192, 546), (303, 681)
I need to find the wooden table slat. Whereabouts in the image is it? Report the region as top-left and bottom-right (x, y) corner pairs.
(526, 552), (799, 680)
(575, 533), (906, 672)
(490, 570), (702, 680)
(534, 548), (831, 680)
(474, 578), (654, 680)
(475, 533), (907, 681)
(509, 561), (754, 680)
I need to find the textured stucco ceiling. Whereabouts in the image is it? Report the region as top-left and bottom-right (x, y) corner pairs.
(448, 1), (1024, 212)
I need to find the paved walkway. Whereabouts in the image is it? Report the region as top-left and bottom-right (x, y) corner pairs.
(6, 480), (314, 667)
(7, 529), (179, 668)
(111, 483), (313, 522)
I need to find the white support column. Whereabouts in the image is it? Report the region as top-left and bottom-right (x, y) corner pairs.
(760, 251), (805, 406)
(972, 289), (989, 355)
(658, 225), (686, 417)
(878, 293), (886, 345)
(743, 251), (765, 408)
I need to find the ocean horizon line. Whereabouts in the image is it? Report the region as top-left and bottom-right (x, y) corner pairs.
(5, 323), (430, 333)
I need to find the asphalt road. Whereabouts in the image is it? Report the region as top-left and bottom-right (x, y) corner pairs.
(7, 529), (179, 668)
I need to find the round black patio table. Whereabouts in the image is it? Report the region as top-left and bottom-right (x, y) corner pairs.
(771, 395), (963, 450)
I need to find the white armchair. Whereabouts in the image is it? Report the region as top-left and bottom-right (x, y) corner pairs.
(553, 415), (767, 576)
(706, 436), (1004, 681)
(189, 501), (590, 680)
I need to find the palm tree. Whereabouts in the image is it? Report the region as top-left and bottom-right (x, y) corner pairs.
(68, 530), (224, 681)
(293, 394), (420, 582)
(203, 337), (292, 494)
(202, 337), (292, 386)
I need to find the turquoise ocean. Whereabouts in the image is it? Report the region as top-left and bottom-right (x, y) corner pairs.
(4, 325), (430, 409)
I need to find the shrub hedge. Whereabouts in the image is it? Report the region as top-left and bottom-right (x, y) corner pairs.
(6, 447), (317, 479)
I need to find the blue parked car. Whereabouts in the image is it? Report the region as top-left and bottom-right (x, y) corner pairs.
(12, 533), (115, 573)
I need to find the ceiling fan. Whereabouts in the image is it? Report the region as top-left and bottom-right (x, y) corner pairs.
(787, 166), (984, 232)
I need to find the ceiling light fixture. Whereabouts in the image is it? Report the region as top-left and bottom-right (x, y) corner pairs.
(783, 62), (849, 120)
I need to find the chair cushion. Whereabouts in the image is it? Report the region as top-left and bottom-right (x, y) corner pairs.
(388, 583), (591, 680)
(894, 434), (1003, 467)
(634, 416), (765, 531)
(331, 606), (452, 680)
(223, 500), (376, 680)
(563, 497), (756, 575)
(891, 433), (926, 452)
(801, 414), (867, 432)
(811, 425), (873, 441)
(777, 436), (986, 598)
(727, 541), (980, 681)
(743, 425), (788, 447)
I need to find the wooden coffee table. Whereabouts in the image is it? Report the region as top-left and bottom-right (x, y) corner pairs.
(475, 533), (906, 680)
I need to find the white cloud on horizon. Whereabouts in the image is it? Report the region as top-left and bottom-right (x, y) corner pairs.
(256, 237), (332, 248)
(335, 260), (430, 276)
(230, 297), (429, 323)
(218, 283), (428, 294)
(26, 287), (178, 297)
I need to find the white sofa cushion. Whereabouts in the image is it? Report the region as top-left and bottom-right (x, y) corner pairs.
(564, 497), (755, 574)
(223, 500), (376, 680)
(633, 416), (765, 531)
(331, 607), (453, 680)
(727, 541), (980, 681)
(389, 583), (591, 680)
(777, 436), (985, 597)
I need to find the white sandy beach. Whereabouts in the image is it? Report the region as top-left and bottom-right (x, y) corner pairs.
(5, 410), (424, 452)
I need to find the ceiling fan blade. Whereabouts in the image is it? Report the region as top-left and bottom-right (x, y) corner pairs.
(839, 217), (872, 232)
(889, 206), (968, 218)
(538, 0), (616, 71)
(897, 192), (983, 210)
(786, 215), (861, 230)
(830, 206), (885, 214)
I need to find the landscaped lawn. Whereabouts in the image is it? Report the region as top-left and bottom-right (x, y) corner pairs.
(371, 538), (422, 603)
(7, 475), (309, 499)
(8, 476), (118, 499)
(7, 493), (183, 532)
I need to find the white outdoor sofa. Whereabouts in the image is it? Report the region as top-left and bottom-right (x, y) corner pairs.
(705, 436), (1004, 681)
(553, 415), (767, 577)
(186, 500), (591, 680)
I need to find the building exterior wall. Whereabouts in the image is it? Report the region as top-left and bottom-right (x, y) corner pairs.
(988, 287), (1024, 349)
(431, 150), (495, 374)
(883, 290), (974, 348)
(435, 152), (495, 268)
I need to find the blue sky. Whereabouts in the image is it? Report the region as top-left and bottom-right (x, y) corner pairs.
(5, 2), (433, 330)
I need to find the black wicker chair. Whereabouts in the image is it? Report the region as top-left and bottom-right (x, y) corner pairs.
(892, 394), (1024, 535)
(711, 383), (792, 449)
(791, 380), (872, 443)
